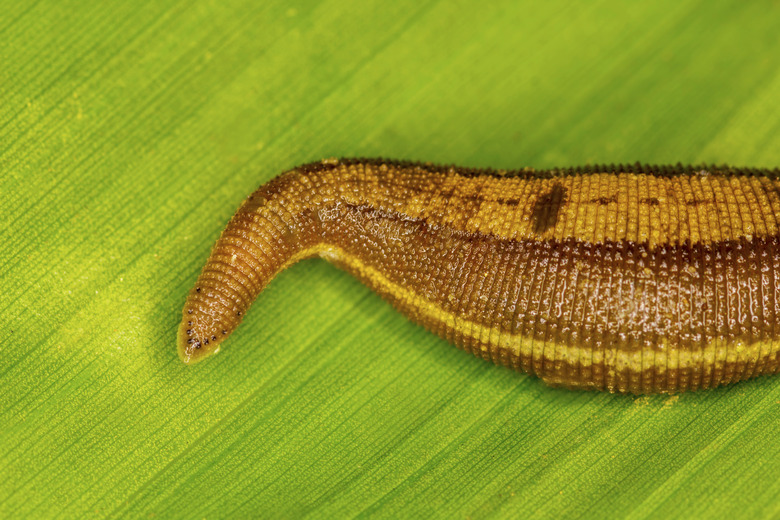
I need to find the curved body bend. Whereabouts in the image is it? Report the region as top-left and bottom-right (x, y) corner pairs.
(179, 158), (780, 393)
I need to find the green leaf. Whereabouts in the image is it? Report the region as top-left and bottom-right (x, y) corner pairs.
(2, 1), (779, 518)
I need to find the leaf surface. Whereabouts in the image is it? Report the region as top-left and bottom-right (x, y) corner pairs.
(2, 1), (779, 518)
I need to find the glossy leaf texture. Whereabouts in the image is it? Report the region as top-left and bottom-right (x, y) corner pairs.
(2, 1), (779, 518)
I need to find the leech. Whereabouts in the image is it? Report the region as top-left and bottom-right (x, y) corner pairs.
(178, 158), (780, 394)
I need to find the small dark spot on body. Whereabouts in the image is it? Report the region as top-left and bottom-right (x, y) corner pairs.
(188, 309), (193, 314)
(237, 311), (242, 316)
(187, 339), (193, 344)
(439, 188), (456, 199)
(640, 197), (659, 206)
(212, 335), (217, 341)
(196, 287), (201, 293)
(188, 321), (192, 326)
(463, 194), (485, 204)
(204, 339), (209, 345)
(531, 183), (568, 234)
(186, 329), (192, 335)
(686, 198), (710, 206)
(222, 330), (227, 335)
(439, 188), (519, 208)
(591, 196), (617, 205)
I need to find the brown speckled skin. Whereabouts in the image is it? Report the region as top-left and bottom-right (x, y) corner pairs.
(179, 158), (780, 393)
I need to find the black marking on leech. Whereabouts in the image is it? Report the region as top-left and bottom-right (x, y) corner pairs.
(462, 194), (484, 204)
(356, 178), (555, 210)
(222, 330), (227, 335)
(438, 187), (456, 199)
(196, 287), (201, 292)
(531, 183), (568, 234)
(591, 196), (617, 205)
(640, 197), (660, 206)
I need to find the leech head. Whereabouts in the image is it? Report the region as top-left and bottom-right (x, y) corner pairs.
(177, 176), (304, 366)
(177, 302), (233, 364)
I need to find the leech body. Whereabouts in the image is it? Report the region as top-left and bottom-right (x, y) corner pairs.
(179, 158), (780, 393)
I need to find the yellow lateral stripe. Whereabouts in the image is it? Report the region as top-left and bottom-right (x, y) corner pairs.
(285, 245), (780, 378)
